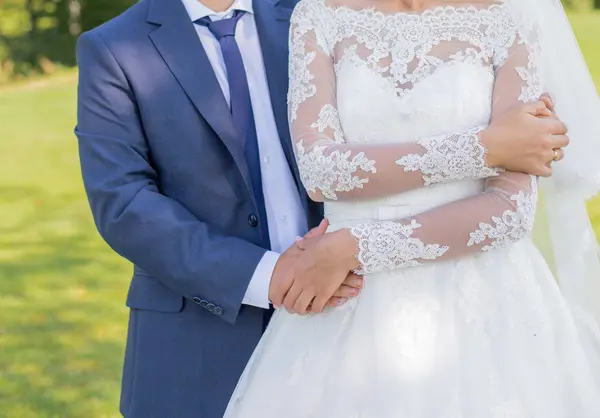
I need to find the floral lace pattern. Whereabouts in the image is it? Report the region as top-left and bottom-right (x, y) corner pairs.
(295, 140), (376, 200)
(310, 104), (345, 143)
(288, 1), (532, 116)
(350, 220), (449, 274)
(224, 2), (600, 417)
(288, 45), (316, 122)
(396, 127), (502, 186)
(288, 0), (328, 122)
(288, 0), (539, 204)
(467, 176), (538, 250)
(516, 45), (543, 102)
(289, 0), (544, 273)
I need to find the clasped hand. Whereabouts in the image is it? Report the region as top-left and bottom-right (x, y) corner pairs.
(269, 93), (569, 316)
(269, 220), (361, 315)
(482, 94), (569, 175)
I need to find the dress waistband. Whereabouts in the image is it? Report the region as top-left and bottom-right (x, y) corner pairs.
(325, 204), (415, 226)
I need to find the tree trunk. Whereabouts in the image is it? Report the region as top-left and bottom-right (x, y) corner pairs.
(26, 0), (38, 35)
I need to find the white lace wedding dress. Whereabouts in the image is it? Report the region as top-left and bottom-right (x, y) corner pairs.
(225, 1), (600, 416)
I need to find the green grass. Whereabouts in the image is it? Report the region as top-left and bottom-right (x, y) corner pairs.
(0, 11), (599, 418)
(0, 73), (130, 417)
(571, 11), (600, 231)
(570, 11), (600, 87)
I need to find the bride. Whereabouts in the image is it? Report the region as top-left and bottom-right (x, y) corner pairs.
(225, 0), (600, 416)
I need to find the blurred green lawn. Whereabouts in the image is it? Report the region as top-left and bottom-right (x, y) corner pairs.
(0, 71), (130, 417)
(1, 11), (600, 418)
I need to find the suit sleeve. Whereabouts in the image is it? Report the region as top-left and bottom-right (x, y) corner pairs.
(75, 31), (267, 323)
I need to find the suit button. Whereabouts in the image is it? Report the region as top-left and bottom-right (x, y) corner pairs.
(206, 303), (215, 312)
(214, 307), (224, 316)
(192, 297), (202, 305)
(248, 213), (259, 227)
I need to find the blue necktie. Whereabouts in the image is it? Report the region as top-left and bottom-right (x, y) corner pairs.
(195, 11), (270, 249)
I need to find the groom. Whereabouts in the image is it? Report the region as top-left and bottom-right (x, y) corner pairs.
(75, 0), (569, 416)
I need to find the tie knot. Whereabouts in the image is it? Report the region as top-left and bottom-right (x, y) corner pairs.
(195, 10), (245, 40)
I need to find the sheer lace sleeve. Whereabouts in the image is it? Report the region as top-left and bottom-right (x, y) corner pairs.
(288, 1), (501, 202)
(346, 11), (543, 274)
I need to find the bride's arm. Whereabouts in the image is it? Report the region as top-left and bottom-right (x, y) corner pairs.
(330, 17), (544, 275)
(288, 2), (504, 202)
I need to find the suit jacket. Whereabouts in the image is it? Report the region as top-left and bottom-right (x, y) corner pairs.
(75, 0), (321, 415)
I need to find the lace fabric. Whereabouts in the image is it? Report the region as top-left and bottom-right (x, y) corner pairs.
(223, 2), (600, 416)
(288, 1), (507, 203)
(288, 0), (542, 274)
(396, 126), (500, 187)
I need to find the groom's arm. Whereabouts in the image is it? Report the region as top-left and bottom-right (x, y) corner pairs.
(75, 31), (270, 324)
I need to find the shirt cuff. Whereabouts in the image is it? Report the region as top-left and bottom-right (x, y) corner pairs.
(243, 251), (280, 309)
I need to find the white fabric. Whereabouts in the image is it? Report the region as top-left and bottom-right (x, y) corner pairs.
(285, 0), (541, 275)
(224, 1), (600, 416)
(245, 251), (280, 308)
(503, 0), (600, 348)
(180, 0), (308, 309)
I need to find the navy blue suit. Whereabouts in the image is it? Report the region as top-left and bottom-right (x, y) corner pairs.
(75, 0), (321, 416)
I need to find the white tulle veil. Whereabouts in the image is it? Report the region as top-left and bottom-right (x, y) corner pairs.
(504, 0), (600, 342)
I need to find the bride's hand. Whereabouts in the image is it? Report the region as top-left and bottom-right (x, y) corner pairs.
(480, 96), (569, 176)
(270, 220), (363, 312)
(322, 273), (363, 310)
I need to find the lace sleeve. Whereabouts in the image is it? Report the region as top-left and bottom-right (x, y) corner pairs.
(347, 14), (543, 274)
(288, 1), (500, 202)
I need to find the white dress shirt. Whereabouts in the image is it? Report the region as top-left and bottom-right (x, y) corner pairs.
(180, 0), (308, 309)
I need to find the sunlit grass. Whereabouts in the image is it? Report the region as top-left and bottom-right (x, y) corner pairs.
(569, 11), (600, 87)
(0, 73), (130, 417)
(0, 11), (599, 418)
(570, 11), (600, 236)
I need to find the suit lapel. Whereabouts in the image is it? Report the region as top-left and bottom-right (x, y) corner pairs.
(147, 0), (253, 195)
(253, 0), (308, 210)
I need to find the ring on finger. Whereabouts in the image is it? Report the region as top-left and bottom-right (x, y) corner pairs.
(553, 148), (560, 161)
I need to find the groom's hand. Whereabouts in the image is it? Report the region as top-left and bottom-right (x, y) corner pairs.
(269, 220), (363, 312)
(268, 220), (329, 308)
(281, 229), (360, 315)
(481, 94), (569, 177)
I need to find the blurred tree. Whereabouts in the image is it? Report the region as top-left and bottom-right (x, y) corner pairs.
(0, 0), (597, 84)
(80, 0), (133, 32)
(563, 0), (595, 11)
(0, 0), (133, 82)
(55, 0), (82, 36)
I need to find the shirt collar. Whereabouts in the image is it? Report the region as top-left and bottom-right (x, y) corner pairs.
(180, 0), (253, 21)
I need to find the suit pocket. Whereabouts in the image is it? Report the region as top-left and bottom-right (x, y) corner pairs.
(126, 274), (184, 313)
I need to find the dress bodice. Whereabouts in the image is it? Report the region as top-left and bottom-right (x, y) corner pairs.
(306, 3), (515, 223)
(328, 64), (493, 224)
(225, 5), (600, 415)
(287, 0), (541, 273)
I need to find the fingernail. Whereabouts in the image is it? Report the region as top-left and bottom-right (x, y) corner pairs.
(350, 289), (358, 296)
(353, 278), (363, 286)
(295, 236), (303, 242)
(338, 298), (348, 305)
